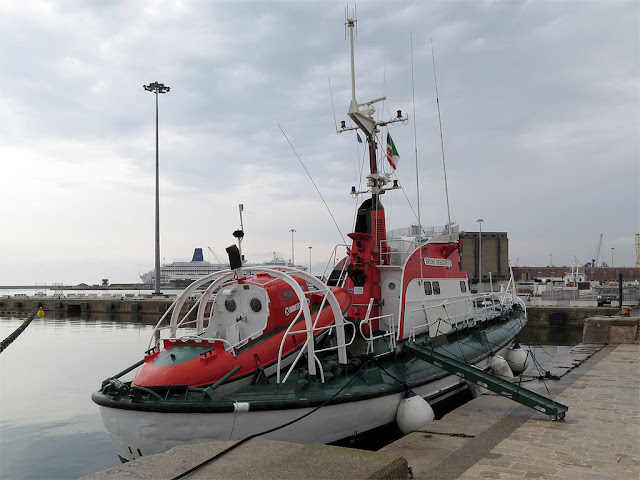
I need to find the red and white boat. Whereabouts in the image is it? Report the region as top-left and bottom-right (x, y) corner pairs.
(92, 15), (560, 464)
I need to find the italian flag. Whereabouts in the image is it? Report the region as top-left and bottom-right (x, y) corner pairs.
(386, 133), (400, 170)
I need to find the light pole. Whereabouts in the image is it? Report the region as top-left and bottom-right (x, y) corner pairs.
(549, 254), (552, 267)
(289, 229), (296, 266)
(308, 246), (312, 274)
(476, 219), (484, 291)
(143, 81), (170, 294)
(611, 247), (614, 267)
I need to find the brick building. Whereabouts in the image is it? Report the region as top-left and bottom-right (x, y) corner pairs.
(459, 232), (509, 284)
(512, 266), (640, 284)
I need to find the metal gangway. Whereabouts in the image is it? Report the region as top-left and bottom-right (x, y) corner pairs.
(403, 343), (568, 420)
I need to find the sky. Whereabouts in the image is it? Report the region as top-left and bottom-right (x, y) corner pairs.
(0, 0), (638, 285)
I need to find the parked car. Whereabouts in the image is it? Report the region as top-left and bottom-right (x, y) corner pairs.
(597, 286), (620, 306)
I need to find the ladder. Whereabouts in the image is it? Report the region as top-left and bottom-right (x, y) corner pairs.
(404, 343), (568, 420)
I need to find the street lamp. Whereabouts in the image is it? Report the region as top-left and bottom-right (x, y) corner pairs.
(549, 253), (552, 267)
(611, 247), (615, 267)
(308, 246), (312, 275)
(476, 219), (484, 291)
(143, 81), (170, 294)
(289, 229), (296, 267)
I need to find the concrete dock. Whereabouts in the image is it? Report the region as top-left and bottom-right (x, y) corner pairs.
(84, 316), (638, 479)
(381, 342), (639, 479)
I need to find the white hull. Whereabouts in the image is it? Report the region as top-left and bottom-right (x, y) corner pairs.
(99, 351), (501, 462)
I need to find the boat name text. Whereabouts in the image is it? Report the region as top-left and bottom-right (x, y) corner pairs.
(424, 258), (452, 268)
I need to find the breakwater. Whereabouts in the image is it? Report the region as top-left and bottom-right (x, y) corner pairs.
(1, 293), (621, 327)
(0, 293), (188, 317)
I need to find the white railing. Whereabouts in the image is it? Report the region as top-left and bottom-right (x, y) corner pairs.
(148, 267), (349, 384)
(321, 244), (350, 287)
(405, 289), (520, 340)
(406, 296), (475, 339)
(379, 237), (420, 267)
(274, 273), (350, 383)
(359, 298), (397, 356)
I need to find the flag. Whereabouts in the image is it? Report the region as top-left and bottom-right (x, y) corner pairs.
(386, 133), (400, 170)
(357, 133), (362, 144)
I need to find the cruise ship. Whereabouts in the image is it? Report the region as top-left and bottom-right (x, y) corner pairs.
(140, 248), (307, 286)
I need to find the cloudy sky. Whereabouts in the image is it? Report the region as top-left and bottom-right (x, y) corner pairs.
(0, 0), (638, 285)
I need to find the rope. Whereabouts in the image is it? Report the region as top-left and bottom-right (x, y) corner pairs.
(170, 359), (369, 480)
(0, 313), (36, 354)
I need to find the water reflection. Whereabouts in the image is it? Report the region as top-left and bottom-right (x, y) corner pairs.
(0, 315), (154, 478)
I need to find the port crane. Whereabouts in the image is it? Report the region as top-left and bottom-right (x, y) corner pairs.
(591, 233), (603, 267)
(207, 246), (224, 264)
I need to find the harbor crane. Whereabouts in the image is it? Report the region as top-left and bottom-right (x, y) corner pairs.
(207, 246), (224, 264)
(591, 233), (603, 267)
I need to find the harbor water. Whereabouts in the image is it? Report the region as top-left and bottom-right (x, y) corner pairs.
(0, 314), (154, 479)
(0, 314), (583, 479)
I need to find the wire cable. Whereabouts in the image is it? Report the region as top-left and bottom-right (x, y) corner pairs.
(279, 124), (347, 245)
(171, 359), (369, 479)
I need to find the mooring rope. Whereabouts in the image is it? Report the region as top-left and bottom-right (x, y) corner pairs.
(0, 312), (36, 354)
(170, 359), (369, 480)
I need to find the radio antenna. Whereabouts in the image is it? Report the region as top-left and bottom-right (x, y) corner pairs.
(431, 39), (452, 234)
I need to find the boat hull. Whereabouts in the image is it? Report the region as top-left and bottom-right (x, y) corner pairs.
(95, 342), (512, 462)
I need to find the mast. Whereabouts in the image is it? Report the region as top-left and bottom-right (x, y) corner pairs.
(341, 17), (405, 203)
(337, 15), (407, 332)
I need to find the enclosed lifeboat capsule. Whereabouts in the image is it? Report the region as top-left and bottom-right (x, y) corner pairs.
(133, 273), (350, 388)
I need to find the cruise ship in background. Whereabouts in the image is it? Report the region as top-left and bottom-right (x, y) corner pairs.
(140, 248), (307, 286)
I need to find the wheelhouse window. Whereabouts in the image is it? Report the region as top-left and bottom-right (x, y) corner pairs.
(424, 282), (432, 295)
(433, 281), (441, 295)
(460, 280), (467, 293)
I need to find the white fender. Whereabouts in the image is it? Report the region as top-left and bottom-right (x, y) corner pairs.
(505, 344), (530, 375)
(490, 355), (514, 379)
(396, 390), (434, 434)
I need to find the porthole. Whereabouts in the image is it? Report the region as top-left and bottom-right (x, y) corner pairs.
(250, 298), (262, 313)
(224, 299), (237, 312)
(389, 282), (396, 291)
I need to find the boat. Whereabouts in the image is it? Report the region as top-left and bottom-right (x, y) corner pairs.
(140, 248), (227, 286)
(140, 248), (307, 286)
(93, 17), (551, 463)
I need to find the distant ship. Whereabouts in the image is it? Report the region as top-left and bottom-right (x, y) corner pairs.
(140, 248), (307, 286)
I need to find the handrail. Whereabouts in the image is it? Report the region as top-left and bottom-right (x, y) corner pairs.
(321, 244), (350, 287)
(405, 290), (518, 339)
(379, 237), (421, 267)
(274, 269), (348, 384)
(358, 298), (397, 356)
(359, 313), (396, 355)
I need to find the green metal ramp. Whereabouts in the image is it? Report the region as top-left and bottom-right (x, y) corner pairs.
(404, 343), (568, 420)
